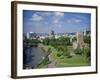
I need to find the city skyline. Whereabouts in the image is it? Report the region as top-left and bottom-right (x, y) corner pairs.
(23, 10), (91, 33)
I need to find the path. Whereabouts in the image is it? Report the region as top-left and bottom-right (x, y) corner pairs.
(48, 54), (56, 68)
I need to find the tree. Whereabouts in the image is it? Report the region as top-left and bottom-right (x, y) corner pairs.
(43, 38), (50, 45)
(74, 48), (82, 55)
(49, 37), (56, 46)
(84, 36), (91, 44)
(57, 52), (62, 57)
(63, 52), (70, 57)
(58, 36), (71, 45)
(72, 37), (77, 42)
(82, 47), (90, 57)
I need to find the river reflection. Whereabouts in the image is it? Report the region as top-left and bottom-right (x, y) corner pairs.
(23, 46), (46, 69)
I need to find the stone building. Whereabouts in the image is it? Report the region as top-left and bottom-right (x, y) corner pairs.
(76, 32), (84, 49)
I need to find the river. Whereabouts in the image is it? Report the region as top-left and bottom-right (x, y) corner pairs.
(23, 46), (47, 69)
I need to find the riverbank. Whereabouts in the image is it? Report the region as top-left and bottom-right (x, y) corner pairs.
(23, 45), (48, 69)
(38, 44), (58, 68)
(23, 43), (90, 69)
(38, 44), (50, 53)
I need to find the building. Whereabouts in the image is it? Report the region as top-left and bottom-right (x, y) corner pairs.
(30, 32), (37, 39)
(73, 41), (78, 49)
(26, 32), (30, 39)
(50, 30), (55, 38)
(76, 32), (84, 49)
(26, 32), (38, 39)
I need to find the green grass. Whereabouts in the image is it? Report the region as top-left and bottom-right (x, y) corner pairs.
(56, 55), (90, 67)
(49, 46), (90, 67)
(58, 55), (87, 63)
(56, 62), (89, 67)
(36, 64), (48, 68)
(35, 45), (90, 68)
(35, 57), (51, 68)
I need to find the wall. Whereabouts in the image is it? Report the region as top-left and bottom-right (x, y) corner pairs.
(0, 0), (100, 80)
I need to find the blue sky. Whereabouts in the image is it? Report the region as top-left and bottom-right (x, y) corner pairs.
(23, 10), (91, 33)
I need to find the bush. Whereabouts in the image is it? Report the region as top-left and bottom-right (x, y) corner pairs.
(74, 48), (82, 55)
(43, 38), (50, 45)
(84, 36), (91, 44)
(36, 57), (51, 68)
(60, 56), (64, 59)
(63, 52), (70, 56)
(57, 52), (62, 57)
(67, 55), (72, 58)
(82, 48), (90, 57)
(42, 57), (50, 65)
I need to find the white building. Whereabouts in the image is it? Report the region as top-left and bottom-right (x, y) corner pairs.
(26, 32), (30, 39)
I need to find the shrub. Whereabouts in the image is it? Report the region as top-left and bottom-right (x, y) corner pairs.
(57, 52), (62, 57)
(74, 48), (82, 55)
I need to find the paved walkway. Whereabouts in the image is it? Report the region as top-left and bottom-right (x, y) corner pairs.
(48, 54), (56, 68)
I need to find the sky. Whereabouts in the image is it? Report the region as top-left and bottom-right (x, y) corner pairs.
(23, 10), (91, 33)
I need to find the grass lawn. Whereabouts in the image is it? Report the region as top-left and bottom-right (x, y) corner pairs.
(49, 46), (90, 67)
(56, 55), (90, 67)
(36, 64), (48, 68)
(35, 45), (90, 68)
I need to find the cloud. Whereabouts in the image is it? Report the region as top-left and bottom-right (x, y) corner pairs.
(41, 12), (52, 16)
(67, 18), (81, 23)
(74, 19), (81, 23)
(53, 19), (59, 24)
(30, 14), (43, 21)
(30, 11), (64, 24)
(54, 12), (64, 17)
(35, 12), (52, 17)
(35, 11), (64, 17)
(52, 12), (64, 24)
(36, 12), (64, 17)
